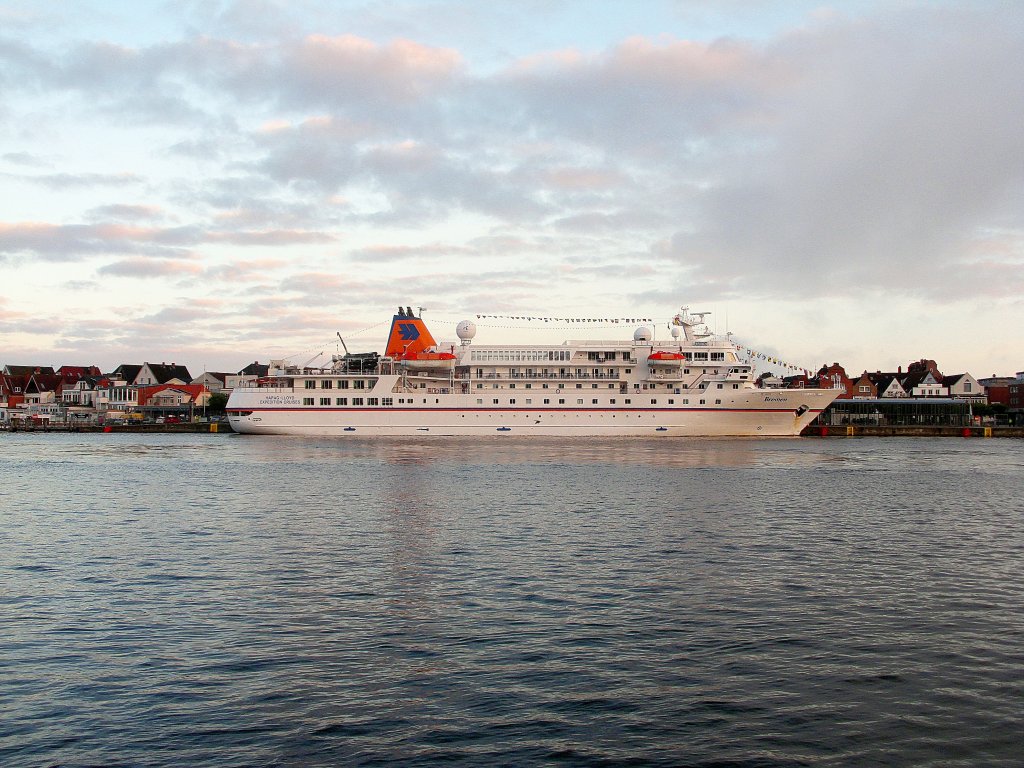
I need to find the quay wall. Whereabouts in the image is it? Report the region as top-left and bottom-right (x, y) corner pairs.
(2, 423), (234, 434)
(803, 425), (1024, 438)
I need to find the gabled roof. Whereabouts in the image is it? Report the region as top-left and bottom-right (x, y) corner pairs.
(25, 373), (64, 393)
(145, 363), (193, 384)
(238, 361), (269, 376)
(941, 374), (969, 386)
(111, 364), (143, 382)
(869, 374), (904, 393)
(4, 365), (55, 376)
(899, 371), (929, 389)
(192, 372), (229, 384)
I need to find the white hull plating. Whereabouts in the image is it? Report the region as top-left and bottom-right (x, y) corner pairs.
(227, 306), (841, 437)
(227, 390), (835, 437)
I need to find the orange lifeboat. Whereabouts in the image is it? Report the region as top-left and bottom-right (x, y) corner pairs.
(648, 351), (685, 365)
(401, 350), (457, 370)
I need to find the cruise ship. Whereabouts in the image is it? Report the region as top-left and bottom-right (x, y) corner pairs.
(226, 306), (839, 436)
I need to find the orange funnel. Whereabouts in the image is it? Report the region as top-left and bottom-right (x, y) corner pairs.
(385, 313), (438, 357)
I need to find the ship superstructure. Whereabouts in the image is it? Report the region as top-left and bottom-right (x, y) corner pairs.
(226, 306), (839, 436)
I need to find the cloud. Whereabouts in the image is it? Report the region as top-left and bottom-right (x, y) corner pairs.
(97, 258), (204, 278)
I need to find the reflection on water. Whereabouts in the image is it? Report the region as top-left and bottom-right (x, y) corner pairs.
(1, 432), (1022, 767)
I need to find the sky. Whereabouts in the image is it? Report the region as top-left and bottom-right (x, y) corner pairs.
(1, 0), (1022, 379)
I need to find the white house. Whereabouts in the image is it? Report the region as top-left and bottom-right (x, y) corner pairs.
(942, 373), (985, 403)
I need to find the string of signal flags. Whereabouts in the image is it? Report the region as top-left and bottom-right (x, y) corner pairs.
(733, 339), (813, 376)
(472, 314), (654, 326)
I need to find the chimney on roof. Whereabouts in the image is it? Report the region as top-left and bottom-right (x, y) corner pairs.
(898, 365), (902, 373)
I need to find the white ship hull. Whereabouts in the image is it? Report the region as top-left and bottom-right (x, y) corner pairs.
(227, 389), (834, 437)
(227, 306), (840, 437)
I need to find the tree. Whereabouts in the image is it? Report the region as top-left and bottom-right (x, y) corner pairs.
(207, 392), (229, 413)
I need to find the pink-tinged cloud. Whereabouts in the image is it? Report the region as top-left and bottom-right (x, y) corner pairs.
(98, 258), (203, 277)
(283, 34), (463, 103)
(542, 166), (625, 191)
(207, 229), (335, 246)
(86, 204), (165, 222)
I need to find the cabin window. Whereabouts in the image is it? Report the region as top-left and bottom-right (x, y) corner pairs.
(625, 398), (631, 404)
(339, 380), (349, 389)
(382, 398), (393, 406)
(733, 384), (739, 389)
(321, 380), (333, 389)
(525, 399), (532, 404)
(717, 384), (723, 389)
(668, 399), (674, 404)
(509, 399), (516, 404)
(367, 398), (379, 406)
(559, 399), (565, 404)
(699, 399), (705, 404)
(303, 397), (314, 405)
(715, 399), (722, 404)
(320, 397), (331, 406)
(304, 380), (315, 389)
(351, 397), (364, 405)
(493, 399), (499, 404)
(354, 380), (366, 389)
(336, 398), (347, 405)
(544, 399), (550, 404)
(477, 399), (483, 404)
(651, 399), (657, 404)
(591, 399), (598, 405)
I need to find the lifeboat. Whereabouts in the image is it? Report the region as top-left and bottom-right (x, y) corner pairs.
(648, 351), (685, 366)
(401, 350), (457, 371)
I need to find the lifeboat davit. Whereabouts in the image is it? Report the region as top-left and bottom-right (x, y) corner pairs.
(401, 350), (457, 370)
(648, 351), (685, 365)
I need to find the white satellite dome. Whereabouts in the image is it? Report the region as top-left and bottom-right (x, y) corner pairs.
(456, 320), (477, 342)
(670, 325), (682, 339)
(633, 326), (653, 342)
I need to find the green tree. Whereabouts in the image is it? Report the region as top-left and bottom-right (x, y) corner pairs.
(207, 392), (229, 413)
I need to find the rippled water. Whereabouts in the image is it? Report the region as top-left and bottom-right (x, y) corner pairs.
(2, 433), (1022, 767)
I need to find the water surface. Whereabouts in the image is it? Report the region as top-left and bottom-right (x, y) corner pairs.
(2, 434), (1022, 766)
